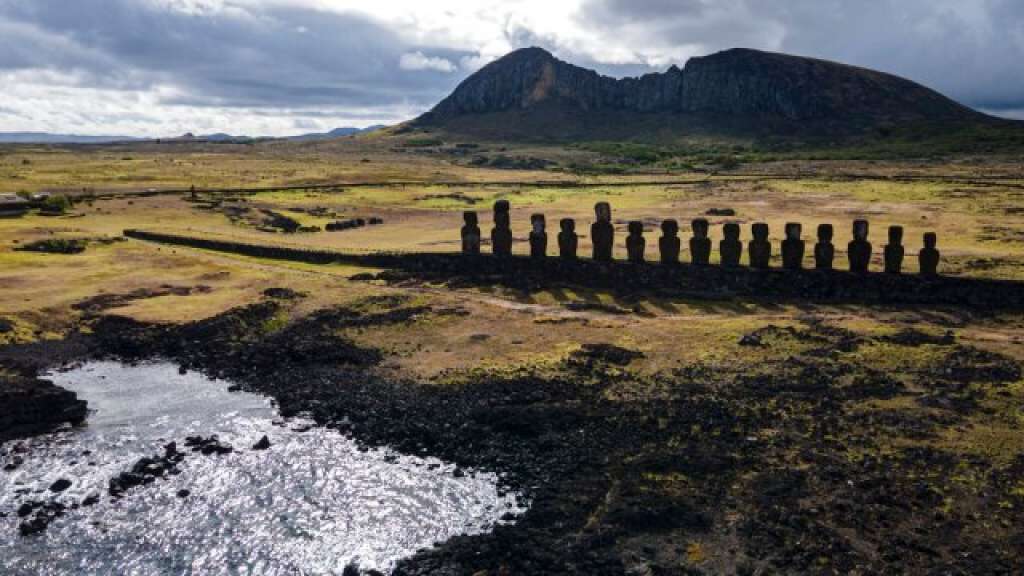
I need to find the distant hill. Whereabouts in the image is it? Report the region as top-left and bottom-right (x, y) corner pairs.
(167, 126), (386, 143)
(172, 125), (387, 143)
(0, 125), (387, 145)
(288, 125), (387, 142)
(0, 132), (143, 144)
(414, 47), (1014, 143)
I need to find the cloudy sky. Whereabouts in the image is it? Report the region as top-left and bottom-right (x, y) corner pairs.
(1, 0), (1022, 137)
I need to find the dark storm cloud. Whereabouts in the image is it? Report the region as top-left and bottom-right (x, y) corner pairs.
(0, 0), (469, 110)
(594, 0), (707, 21)
(578, 0), (1024, 115)
(2, 0), (1022, 125)
(583, 0), (774, 49)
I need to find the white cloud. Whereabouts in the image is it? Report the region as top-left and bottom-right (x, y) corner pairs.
(0, 69), (419, 137)
(399, 51), (456, 73)
(0, 0), (1022, 136)
(458, 54), (493, 72)
(981, 108), (1024, 121)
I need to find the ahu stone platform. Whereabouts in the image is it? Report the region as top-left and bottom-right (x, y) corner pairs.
(124, 222), (1024, 311)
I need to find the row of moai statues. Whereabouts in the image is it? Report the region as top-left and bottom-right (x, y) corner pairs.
(461, 201), (941, 275)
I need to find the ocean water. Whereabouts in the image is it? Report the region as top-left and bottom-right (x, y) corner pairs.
(0, 361), (523, 575)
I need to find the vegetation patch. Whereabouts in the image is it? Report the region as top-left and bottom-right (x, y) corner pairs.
(469, 154), (554, 170)
(262, 287), (306, 300)
(38, 194), (73, 215)
(569, 343), (645, 367)
(16, 238), (89, 254)
(403, 137), (444, 148)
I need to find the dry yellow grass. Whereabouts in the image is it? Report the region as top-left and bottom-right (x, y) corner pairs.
(2, 141), (1023, 377)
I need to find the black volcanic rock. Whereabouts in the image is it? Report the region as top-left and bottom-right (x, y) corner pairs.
(252, 435), (271, 450)
(0, 376), (88, 442)
(49, 479), (72, 493)
(417, 46), (984, 138)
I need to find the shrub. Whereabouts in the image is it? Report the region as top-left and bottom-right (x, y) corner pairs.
(40, 194), (72, 215)
(260, 210), (302, 233)
(706, 155), (741, 171)
(17, 238), (88, 254)
(719, 156), (741, 170)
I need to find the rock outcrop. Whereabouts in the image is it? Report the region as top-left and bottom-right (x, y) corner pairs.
(0, 376), (88, 442)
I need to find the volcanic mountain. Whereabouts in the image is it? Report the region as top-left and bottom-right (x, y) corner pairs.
(414, 47), (996, 142)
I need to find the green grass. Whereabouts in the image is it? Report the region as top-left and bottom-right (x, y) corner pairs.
(404, 137), (445, 148)
(569, 121), (1024, 167)
(765, 179), (956, 203)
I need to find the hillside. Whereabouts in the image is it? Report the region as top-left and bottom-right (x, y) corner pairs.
(414, 47), (1012, 144)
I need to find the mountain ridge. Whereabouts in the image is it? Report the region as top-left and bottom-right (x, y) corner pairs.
(415, 47), (998, 141)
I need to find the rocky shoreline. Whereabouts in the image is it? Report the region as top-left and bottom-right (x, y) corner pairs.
(2, 298), (1023, 574)
(0, 334), (93, 444)
(0, 375), (88, 444)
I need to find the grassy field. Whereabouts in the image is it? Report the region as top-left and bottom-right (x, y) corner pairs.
(0, 138), (1022, 430)
(1, 143), (1021, 357)
(3, 137), (1024, 321)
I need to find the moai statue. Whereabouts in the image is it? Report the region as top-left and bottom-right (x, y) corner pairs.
(848, 219), (872, 274)
(748, 223), (771, 269)
(558, 218), (578, 259)
(461, 211), (481, 255)
(690, 218), (712, 265)
(919, 232), (940, 276)
(884, 225), (904, 274)
(491, 200), (512, 258)
(781, 222), (805, 270)
(529, 213), (547, 259)
(659, 219), (681, 265)
(591, 202), (614, 262)
(720, 222), (742, 267)
(626, 221), (645, 264)
(814, 224), (835, 270)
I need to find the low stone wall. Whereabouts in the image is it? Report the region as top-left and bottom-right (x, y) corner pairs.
(124, 229), (1024, 310)
(123, 229), (404, 267)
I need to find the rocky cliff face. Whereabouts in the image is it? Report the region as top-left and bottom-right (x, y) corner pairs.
(418, 47), (980, 133)
(677, 49), (973, 121)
